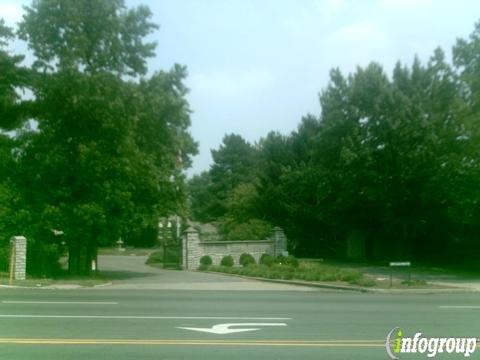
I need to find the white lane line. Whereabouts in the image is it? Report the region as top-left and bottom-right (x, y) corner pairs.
(0, 315), (291, 320)
(2, 301), (118, 305)
(439, 306), (480, 309)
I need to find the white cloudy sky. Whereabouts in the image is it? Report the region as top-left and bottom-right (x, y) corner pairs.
(1, 0), (480, 175)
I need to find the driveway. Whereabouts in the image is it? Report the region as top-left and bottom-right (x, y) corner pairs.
(97, 255), (316, 291)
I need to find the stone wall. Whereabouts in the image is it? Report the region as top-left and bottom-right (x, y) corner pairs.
(182, 226), (287, 270)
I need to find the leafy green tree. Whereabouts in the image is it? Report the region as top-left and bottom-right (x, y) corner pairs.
(189, 134), (258, 221)
(15, 0), (196, 275)
(190, 20), (480, 267)
(0, 20), (31, 255)
(254, 33), (479, 264)
(188, 171), (215, 222)
(0, 20), (30, 130)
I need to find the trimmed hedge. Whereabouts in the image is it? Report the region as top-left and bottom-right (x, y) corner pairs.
(239, 253), (255, 267)
(220, 255), (234, 267)
(285, 255), (299, 268)
(260, 253), (274, 267)
(200, 255), (213, 266)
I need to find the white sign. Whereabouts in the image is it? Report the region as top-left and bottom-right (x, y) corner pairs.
(177, 323), (287, 335)
(389, 262), (411, 267)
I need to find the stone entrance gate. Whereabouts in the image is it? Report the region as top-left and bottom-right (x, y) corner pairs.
(182, 226), (287, 270)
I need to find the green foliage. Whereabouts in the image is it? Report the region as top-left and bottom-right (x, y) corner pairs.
(145, 249), (180, 268)
(200, 255), (213, 266)
(145, 251), (163, 264)
(337, 269), (362, 283)
(27, 243), (61, 278)
(197, 264), (209, 271)
(243, 22), (480, 266)
(201, 261), (370, 286)
(189, 134), (259, 222)
(18, 0), (158, 75)
(0, 246), (9, 273)
(163, 248), (180, 266)
(285, 255), (299, 268)
(260, 253), (274, 267)
(219, 218), (272, 241)
(220, 255), (234, 267)
(0, 0), (197, 276)
(239, 253), (256, 267)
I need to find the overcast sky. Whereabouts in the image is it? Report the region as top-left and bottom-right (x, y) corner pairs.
(2, 0), (480, 176)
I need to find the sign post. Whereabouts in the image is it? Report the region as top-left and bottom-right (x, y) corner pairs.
(389, 261), (411, 287)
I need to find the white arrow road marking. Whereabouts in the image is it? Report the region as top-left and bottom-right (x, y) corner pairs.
(177, 323), (287, 335)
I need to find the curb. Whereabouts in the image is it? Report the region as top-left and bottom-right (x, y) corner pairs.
(93, 282), (113, 288)
(198, 271), (477, 294)
(0, 284), (21, 289)
(245, 277), (370, 292)
(0, 282), (113, 290)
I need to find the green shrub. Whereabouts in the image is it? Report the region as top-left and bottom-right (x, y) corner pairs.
(285, 255), (299, 268)
(260, 253), (274, 267)
(238, 267), (250, 276)
(200, 255), (213, 266)
(220, 255), (234, 267)
(145, 250), (163, 264)
(275, 255), (286, 264)
(239, 253), (255, 267)
(197, 264), (209, 271)
(265, 270), (282, 279)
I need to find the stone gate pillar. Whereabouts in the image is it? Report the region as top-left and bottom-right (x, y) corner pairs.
(272, 227), (287, 257)
(10, 236), (27, 280)
(182, 227), (200, 270)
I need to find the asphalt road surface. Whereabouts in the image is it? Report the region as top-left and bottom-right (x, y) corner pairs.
(1, 257), (479, 359)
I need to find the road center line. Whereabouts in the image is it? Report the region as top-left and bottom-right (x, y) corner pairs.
(0, 314), (291, 320)
(0, 338), (385, 347)
(2, 301), (118, 305)
(439, 306), (480, 309)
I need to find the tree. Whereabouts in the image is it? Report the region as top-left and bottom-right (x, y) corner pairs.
(189, 134), (258, 221)
(16, 0), (196, 275)
(0, 20), (31, 255)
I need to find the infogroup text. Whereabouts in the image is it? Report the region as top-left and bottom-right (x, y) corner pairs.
(386, 327), (477, 359)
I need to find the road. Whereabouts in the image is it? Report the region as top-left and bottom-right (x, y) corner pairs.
(0, 257), (479, 359)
